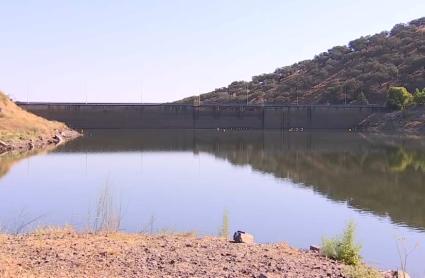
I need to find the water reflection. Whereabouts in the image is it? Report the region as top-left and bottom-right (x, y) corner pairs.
(53, 130), (425, 232)
(0, 148), (54, 179)
(1, 130), (425, 274)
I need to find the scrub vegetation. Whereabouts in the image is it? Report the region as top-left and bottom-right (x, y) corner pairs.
(178, 17), (425, 106)
(321, 222), (383, 278)
(387, 86), (425, 110)
(321, 221), (362, 266)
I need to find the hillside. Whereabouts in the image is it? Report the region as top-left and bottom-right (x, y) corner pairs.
(0, 92), (79, 153)
(177, 17), (425, 105)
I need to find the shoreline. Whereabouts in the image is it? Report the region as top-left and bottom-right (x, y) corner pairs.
(0, 128), (81, 155)
(0, 228), (393, 278)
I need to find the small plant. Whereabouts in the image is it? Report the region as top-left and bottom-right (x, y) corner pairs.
(140, 214), (156, 234)
(321, 221), (362, 265)
(413, 88), (425, 104)
(218, 209), (230, 239)
(395, 235), (419, 276)
(92, 184), (122, 233)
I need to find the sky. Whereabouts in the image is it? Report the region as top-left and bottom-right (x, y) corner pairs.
(0, 1), (424, 103)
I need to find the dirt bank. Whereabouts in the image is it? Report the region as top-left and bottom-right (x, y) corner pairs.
(0, 129), (80, 154)
(0, 92), (80, 154)
(359, 106), (425, 134)
(0, 229), (390, 278)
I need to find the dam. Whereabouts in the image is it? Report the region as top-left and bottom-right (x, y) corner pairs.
(17, 102), (386, 130)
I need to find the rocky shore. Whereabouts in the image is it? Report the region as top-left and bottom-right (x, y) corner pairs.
(0, 128), (80, 154)
(0, 229), (394, 278)
(358, 106), (425, 134)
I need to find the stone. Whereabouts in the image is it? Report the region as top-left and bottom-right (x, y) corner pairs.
(53, 134), (64, 145)
(310, 245), (320, 252)
(233, 231), (254, 244)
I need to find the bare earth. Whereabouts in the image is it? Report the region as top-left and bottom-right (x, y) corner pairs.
(0, 229), (354, 278)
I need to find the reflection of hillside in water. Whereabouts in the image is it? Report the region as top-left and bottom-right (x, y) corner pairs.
(0, 151), (39, 180)
(195, 132), (425, 231)
(57, 130), (425, 231)
(0, 147), (57, 180)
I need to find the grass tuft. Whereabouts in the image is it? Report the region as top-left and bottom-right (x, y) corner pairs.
(321, 221), (362, 265)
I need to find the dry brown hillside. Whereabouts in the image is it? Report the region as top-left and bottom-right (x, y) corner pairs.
(0, 92), (65, 142)
(0, 91), (79, 152)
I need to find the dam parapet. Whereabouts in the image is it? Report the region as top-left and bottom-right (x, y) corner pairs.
(17, 102), (386, 130)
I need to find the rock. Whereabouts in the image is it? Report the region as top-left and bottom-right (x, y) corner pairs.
(53, 134), (64, 145)
(233, 231), (254, 244)
(396, 270), (411, 278)
(310, 245), (321, 252)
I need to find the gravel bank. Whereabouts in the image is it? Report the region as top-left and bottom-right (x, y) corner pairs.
(0, 229), (387, 278)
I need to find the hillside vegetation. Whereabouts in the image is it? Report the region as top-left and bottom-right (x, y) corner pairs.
(177, 17), (425, 105)
(0, 92), (66, 143)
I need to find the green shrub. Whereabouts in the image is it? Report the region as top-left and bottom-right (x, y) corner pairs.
(321, 221), (362, 265)
(386, 87), (413, 110)
(413, 88), (425, 104)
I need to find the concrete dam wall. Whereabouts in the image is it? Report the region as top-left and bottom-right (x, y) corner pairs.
(17, 102), (386, 130)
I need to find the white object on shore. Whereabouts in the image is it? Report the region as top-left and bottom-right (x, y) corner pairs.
(396, 270), (411, 278)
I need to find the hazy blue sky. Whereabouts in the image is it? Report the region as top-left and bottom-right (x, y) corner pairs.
(1, 1), (424, 103)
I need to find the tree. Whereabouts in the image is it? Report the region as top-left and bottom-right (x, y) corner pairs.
(177, 17), (425, 106)
(386, 87), (413, 110)
(413, 88), (425, 104)
(356, 91), (369, 105)
(348, 36), (369, 51)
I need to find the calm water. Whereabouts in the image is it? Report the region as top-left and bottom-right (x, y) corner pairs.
(1, 130), (425, 275)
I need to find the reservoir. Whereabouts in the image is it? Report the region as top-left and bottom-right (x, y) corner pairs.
(0, 130), (424, 275)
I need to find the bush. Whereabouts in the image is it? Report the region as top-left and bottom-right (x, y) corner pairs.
(413, 88), (425, 104)
(386, 87), (413, 110)
(321, 221), (362, 265)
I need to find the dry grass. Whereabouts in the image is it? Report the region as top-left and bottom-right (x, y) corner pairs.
(0, 91), (66, 144)
(344, 264), (383, 278)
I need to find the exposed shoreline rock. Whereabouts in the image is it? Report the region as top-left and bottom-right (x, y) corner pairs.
(0, 128), (81, 155)
(358, 106), (425, 134)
